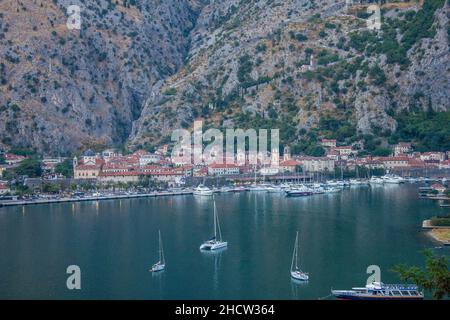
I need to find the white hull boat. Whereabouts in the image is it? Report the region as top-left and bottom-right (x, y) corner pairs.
(369, 177), (384, 184)
(150, 230), (165, 272)
(324, 187), (341, 193)
(290, 231), (309, 281)
(381, 175), (405, 184)
(200, 200), (228, 251)
(200, 240), (228, 251)
(193, 184), (214, 196)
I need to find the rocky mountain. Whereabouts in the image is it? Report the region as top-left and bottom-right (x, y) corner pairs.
(0, 0), (204, 154)
(129, 0), (450, 154)
(0, 0), (449, 155)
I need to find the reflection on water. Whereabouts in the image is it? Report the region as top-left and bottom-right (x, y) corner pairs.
(0, 185), (448, 299)
(150, 269), (165, 300)
(291, 279), (309, 300)
(205, 248), (226, 299)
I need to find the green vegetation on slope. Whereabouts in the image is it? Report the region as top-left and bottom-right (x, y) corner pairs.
(393, 250), (450, 300)
(392, 111), (450, 152)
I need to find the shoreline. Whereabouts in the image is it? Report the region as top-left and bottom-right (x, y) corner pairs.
(0, 190), (193, 207)
(422, 220), (450, 246)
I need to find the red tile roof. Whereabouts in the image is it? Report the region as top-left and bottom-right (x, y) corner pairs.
(334, 146), (352, 150)
(75, 165), (101, 170)
(382, 157), (409, 161)
(4, 153), (25, 160)
(279, 159), (299, 166)
(99, 170), (184, 177)
(208, 163), (240, 169)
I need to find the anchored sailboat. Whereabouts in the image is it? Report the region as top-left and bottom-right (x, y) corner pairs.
(200, 200), (228, 251)
(150, 230), (165, 272)
(290, 231), (309, 281)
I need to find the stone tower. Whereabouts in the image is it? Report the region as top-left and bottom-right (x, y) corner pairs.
(284, 146), (291, 161)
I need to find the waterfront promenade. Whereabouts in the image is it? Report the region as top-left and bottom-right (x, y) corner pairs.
(0, 190), (193, 207)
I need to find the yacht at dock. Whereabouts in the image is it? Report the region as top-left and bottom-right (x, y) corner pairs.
(381, 174), (405, 184)
(286, 185), (313, 197)
(193, 184), (214, 196)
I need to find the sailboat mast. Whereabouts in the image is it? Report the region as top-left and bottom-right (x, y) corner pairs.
(215, 201), (223, 241)
(159, 230), (164, 264)
(291, 232), (298, 271)
(296, 232), (299, 270)
(214, 201), (217, 240)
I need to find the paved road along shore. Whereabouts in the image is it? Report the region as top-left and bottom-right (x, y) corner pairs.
(0, 191), (194, 207)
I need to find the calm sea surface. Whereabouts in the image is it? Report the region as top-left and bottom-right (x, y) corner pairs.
(0, 184), (448, 299)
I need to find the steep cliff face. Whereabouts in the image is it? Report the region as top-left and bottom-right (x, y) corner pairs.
(0, 0), (448, 154)
(0, 0), (204, 154)
(129, 0), (449, 151)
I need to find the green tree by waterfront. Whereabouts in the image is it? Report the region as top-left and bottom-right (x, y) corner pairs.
(393, 250), (450, 300)
(42, 183), (61, 194)
(55, 159), (74, 178)
(14, 158), (42, 177)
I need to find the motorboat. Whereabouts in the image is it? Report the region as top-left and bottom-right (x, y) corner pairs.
(286, 185), (313, 197)
(369, 177), (384, 184)
(381, 174), (405, 184)
(193, 184), (214, 196)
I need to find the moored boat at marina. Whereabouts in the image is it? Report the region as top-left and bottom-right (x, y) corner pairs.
(349, 179), (369, 186)
(381, 174), (405, 184)
(193, 184), (214, 196)
(326, 180), (349, 188)
(326, 180), (340, 187)
(331, 282), (424, 300)
(229, 186), (248, 193)
(248, 184), (272, 192)
(324, 186), (341, 193)
(286, 185), (313, 197)
(218, 186), (232, 193)
(309, 184), (325, 194)
(369, 177), (384, 185)
(265, 185), (284, 193)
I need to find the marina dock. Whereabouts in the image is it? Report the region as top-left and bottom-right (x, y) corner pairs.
(0, 190), (193, 207)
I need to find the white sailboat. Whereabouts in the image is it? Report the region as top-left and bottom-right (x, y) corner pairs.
(150, 230), (165, 272)
(290, 231), (309, 281)
(200, 201), (228, 251)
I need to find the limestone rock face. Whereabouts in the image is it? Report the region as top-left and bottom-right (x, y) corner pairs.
(0, 0), (448, 153)
(355, 88), (397, 135)
(0, 0), (203, 153)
